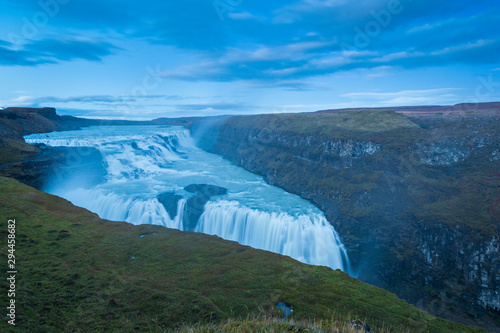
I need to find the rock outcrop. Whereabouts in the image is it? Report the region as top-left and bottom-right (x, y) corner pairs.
(0, 107), (102, 189)
(183, 184), (227, 231)
(157, 192), (183, 219)
(157, 184), (228, 230)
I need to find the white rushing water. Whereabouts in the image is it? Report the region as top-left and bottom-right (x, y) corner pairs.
(25, 126), (350, 271)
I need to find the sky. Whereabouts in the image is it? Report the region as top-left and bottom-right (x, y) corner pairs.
(1, 0), (500, 119)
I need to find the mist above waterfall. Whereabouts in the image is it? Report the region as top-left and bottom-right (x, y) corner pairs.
(25, 126), (350, 272)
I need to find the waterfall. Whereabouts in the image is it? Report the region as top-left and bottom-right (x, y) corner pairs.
(25, 125), (350, 272)
(196, 200), (348, 269)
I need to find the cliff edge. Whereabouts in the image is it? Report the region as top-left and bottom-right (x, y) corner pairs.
(208, 109), (500, 331)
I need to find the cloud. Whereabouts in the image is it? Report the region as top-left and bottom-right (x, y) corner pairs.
(48, 108), (165, 120)
(10, 95), (34, 104)
(228, 12), (262, 21)
(33, 94), (176, 104)
(173, 102), (252, 113)
(343, 88), (461, 98)
(4, 0), (499, 76)
(243, 79), (328, 91)
(159, 27), (500, 83)
(1, 94), (181, 109)
(132, 1), (498, 84)
(0, 45), (42, 66)
(1, 93), (254, 118)
(27, 37), (119, 62)
(0, 37), (119, 66)
(342, 88), (463, 106)
(2, 0), (500, 116)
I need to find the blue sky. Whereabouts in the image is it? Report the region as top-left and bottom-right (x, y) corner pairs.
(1, 0), (499, 119)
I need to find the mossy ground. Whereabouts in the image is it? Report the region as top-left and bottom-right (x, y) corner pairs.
(227, 111), (419, 137)
(0, 138), (39, 165)
(0, 177), (485, 332)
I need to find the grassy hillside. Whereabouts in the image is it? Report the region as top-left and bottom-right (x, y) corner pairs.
(228, 110), (420, 135)
(225, 111), (423, 149)
(0, 176), (484, 332)
(0, 136), (39, 165)
(0, 107), (76, 165)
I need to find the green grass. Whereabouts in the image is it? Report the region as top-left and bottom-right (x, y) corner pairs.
(0, 177), (485, 332)
(172, 316), (407, 332)
(0, 138), (39, 164)
(227, 111), (419, 137)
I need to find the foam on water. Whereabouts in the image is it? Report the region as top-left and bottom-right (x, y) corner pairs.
(25, 126), (350, 271)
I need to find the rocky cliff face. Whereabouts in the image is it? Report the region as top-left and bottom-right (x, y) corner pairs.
(206, 111), (500, 331)
(415, 227), (500, 313)
(0, 107), (104, 189)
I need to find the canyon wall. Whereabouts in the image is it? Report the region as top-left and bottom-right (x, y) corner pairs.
(205, 110), (500, 330)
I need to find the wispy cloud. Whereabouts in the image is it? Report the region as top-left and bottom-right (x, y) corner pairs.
(342, 88), (463, 106)
(0, 37), (118, 66)
(0, 94), (256, 118)
(228, 12), (264, 21)
(3, 94), (179, 106)
(173, 102), (252, 113)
